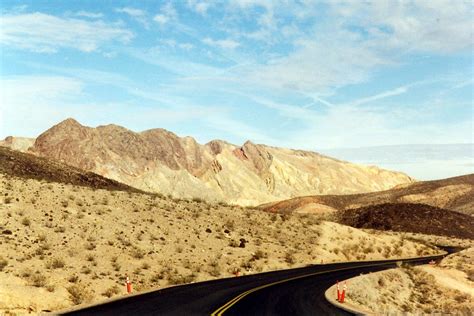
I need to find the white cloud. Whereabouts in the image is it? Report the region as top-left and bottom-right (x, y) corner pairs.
(115, 7), (149, 28)
(153, 3), (177, 26)
(0, 12), (133, 53)
(76, 11), (103, 19)
(349, 86), (409, 107)
(203, 37), (240, 49)
(115, 7), (145, 17)
(187, 0), (212, 15)
(331, 0), (473, 54)
(247, 34), (387, 92)
(153, 14), (169, 25)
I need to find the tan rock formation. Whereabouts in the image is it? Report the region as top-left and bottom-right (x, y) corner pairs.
(29, 118), (414, 205)
(0, 136), (35, 152)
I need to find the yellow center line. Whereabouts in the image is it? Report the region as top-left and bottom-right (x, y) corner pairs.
(210, 261), (392, 316)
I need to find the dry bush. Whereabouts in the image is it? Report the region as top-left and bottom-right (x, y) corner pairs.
(67, 283), (94, 305)
(102, 285), (121, 298)
(285, 252), (296, 265)
(168, 273), (197, 285)
(30, 273), (47, 287)
(21, 217), (31, 226)
(130, 247), (145, 259)
(46, 257), (65, 269)
(0, 257), (7, 271)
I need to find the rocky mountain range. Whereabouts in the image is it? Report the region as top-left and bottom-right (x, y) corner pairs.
(1, 118), (414, 205)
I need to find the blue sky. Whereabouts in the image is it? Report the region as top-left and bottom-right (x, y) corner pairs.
(0, 0), (472, 155)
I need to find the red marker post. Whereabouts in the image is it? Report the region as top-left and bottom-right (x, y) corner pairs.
(126, 276), (132, 294)
(340, 282), (347, 303)
(336, 281), (341, 301)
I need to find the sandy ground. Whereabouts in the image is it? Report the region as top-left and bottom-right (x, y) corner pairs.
(343, 247), (474, 315)
(0, 174), (440, 314)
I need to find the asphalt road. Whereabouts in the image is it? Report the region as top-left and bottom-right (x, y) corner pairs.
(62, 253), (447, 316)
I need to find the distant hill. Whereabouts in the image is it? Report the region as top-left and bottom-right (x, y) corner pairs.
(319, 143), (473, 181)
(336, 203), (474, 239)
(261, 174), (474, 216)
(0, 136), (35, 152)
(4, 118), (413, 206)
(0, 146), (141, 193)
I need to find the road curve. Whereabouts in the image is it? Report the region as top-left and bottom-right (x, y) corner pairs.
(61, 254), (447, 316)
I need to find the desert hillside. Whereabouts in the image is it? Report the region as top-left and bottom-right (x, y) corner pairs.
(1, 118), (414, 206)
(261, 174), (474, 215)
(0, 153), (437, 314)
(341, 247), (474, 315)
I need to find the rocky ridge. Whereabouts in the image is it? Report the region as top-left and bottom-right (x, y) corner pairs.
(5, 118), (414, 205)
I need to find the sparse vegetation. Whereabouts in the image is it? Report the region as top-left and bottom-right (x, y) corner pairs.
(67, 283), (94, 305)
(0, 158), (458, 314)
(0, 257), (8, 271)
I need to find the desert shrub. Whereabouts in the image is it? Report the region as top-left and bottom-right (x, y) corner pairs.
(86, 254), (95, 262)
(30, 273), (47, 287)
(112, 261), (121, 272)
(102, 285), (121, 298)
(467, 269), (474, 282)
(0, 257), (7, 271)
(68, 274), (79, 283)
(54, 226), (66, 233)
(46, 257), (65, 269)
(228, 239), (239, 247)
(85, 242), (96, 251)
(4, 197), (12, 204)
(67, 284), (93, 305)
(21, 217), (31, 226)
(168, 273), (197, 285)
(252, 250), (266, 260)
(81, 266), (92, 275)
(224, 220), (235, 230)
(285, 252), (296, 265)
(192, 197), (203, 203)
(130, 247), (145, 259)
(208, 260), (221, 277)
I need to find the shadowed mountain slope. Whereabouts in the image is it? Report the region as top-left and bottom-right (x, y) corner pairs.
(261, 174), (474, 215)
(0, 146), (141, 193)
(337, 203), (474, 239)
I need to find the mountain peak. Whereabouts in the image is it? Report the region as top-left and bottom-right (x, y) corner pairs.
(58, 117), (82, 127)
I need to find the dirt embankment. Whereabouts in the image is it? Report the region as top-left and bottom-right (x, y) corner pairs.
(339, 248), (474, 315)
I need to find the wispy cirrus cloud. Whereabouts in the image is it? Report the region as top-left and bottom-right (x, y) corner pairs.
(153, 2), (177, 26)
(115, 7), (149, 28)
(76, 11), (103, 19)
(0, 12), (133, 53)
(202, 37), (240, 50)
(186, 0), (213, 15)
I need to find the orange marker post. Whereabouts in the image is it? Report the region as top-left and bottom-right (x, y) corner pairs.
(336, 281), (341, 301)
(126, 276), (132, 294)
(340, 281), (347, 303)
